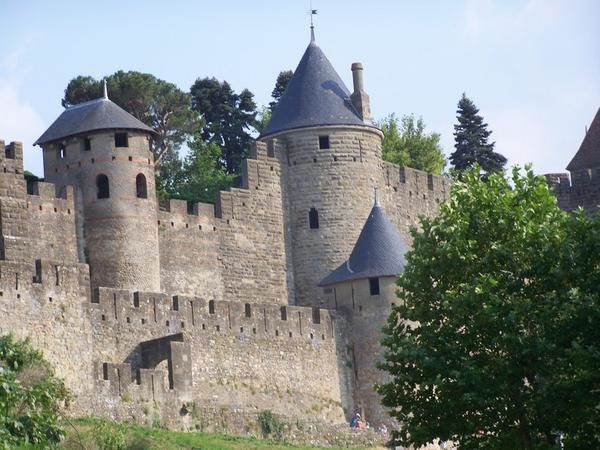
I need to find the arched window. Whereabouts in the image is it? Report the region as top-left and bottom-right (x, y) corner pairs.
(96, 174), (110, 199)
(136, 173), (147, 198)
(309, 207), (319, 229)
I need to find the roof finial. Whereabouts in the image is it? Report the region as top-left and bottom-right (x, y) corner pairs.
(103, 79), (108, 100)
(309, 3), (317, 42)
(374, 187), (380, 207)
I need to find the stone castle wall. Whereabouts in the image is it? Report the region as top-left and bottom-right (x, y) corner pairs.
(157, 141), (288, 304)
(546, 172), (600, 215)
(41, 131), (161, 292)
(268, 127), (449, 308)
(91, 287), (354, 426)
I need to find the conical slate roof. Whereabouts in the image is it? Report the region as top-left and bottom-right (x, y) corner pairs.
(567, 107), (600, 171)
(319, 199), (409, 287)
(260, 39), (375, 138)
(35, 97), (154, 145)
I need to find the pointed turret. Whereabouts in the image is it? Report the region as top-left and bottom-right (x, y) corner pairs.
(566, 107), (600, 173)
(260, 39), (376, 138)
(35, 96), (154, 146)
(319, 196), (408, 286)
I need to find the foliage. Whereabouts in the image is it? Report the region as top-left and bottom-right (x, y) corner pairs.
(377, 114), (446, 175)
(61, 417), (354, 450)
(93, 420), (127, 450)
(377, 166), (600, 449)
(62, 71), (201, 169)
(190, 77), (257, 175)
(0, 334), (69, 448)
(255, 106), (272, 134)
(166, 138), (235, 204)
(257, 410), (284, 441)
(269, 70), (294, 111)
(450, 93), (507, 176)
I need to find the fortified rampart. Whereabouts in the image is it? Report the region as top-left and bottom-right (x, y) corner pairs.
(157, 141), (288, 304)
(546, 172), (600, 214)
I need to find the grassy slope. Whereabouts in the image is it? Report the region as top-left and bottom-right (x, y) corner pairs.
(59, 418), (376, 450)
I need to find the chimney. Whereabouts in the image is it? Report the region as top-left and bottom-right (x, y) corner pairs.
(350, 62), (371, 122)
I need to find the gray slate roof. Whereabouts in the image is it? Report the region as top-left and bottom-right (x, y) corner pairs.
(35, 97), (154, 145)
(567, 107), (600, 171)
(260, 40), (376, 138)
(319, 202), (409, 286)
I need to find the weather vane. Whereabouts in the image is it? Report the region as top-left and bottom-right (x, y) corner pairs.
(309, 1), (317, 41)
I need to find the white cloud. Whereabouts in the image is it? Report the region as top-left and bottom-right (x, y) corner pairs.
(0, 81), (45, 176)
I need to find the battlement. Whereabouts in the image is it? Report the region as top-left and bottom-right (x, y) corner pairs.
(91, 287), (334, 341)
(97, 361), (175, 403)
(0, 259), (89, 294)
(545, 171), (600, 214)
(381, 161), (450, 199)
(0, 140), (24, 165)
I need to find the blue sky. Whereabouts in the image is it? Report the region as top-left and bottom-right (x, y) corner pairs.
(0, 0), (598, 177)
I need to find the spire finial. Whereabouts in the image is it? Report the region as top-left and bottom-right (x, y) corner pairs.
(374, 187), (380, 207)
(103, 79), (108, 100)
(309, 4), (317, 42)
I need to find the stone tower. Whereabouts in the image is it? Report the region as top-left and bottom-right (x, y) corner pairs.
(260, 34), (385, 307)
(320, 195), (409, 426)
(35, 89), (161, 291)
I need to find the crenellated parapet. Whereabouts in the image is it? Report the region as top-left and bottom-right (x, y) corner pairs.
(90, 287), (334, 342)
(545, 172), (600, 214)
(158, 140), (288, 304)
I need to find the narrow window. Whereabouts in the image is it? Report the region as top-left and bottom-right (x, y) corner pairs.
(136, 173), (147, 198)
(96, 174), (110, 199)
(57, 144), (66, 159)
(114, 132), (128, 148)
(244, 303), (251, 318)
(369, 277), (380, 296)
(83, 137), (91, 151)
(312, 307), (321, 324)
(267, 140), (275, 157)
(309, 207), (319, 229)
(318, 135), (330, 149)
(280, 306), (287, 321)
(208, 300), (215, 314)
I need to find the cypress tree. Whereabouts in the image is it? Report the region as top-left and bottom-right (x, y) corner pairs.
(450, 93), (507, 175)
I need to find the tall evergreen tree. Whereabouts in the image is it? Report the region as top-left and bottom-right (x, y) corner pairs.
(450, 93), (506, 175)
(269, 70), (293, 111)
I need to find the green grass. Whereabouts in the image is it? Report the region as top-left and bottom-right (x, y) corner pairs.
(58, 417), (373, 450)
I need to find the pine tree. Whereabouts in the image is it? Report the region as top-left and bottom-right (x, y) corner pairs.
(450, 93), (507, 175)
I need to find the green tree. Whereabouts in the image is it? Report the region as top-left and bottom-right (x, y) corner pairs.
(378, 114), (446, 175)
(62, 71), (201, 169)
(377, 166), (599, 449)
(190, 77), (257, 175)
(167, 139), (235, 204)
(254, 106), (272, 134)
(0, 334), (69, 447)
(450, 93), (507, 175)
(269, 70), (293, 111)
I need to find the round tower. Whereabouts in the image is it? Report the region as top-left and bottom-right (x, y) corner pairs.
(319, 195), (409, 427)
(260, 36), (386, 307)
(35, 89), (161, 292)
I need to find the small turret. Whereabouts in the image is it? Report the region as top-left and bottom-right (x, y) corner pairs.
(350, 63), (371, 122)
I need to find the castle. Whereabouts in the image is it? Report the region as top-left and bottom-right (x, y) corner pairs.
(0, 31), (598, 438)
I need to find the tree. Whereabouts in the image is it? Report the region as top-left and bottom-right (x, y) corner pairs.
(190, 77), (257, 175)
(167, 138), (235, 204)
(62, 71), (201, 169)
(450, 93), (507, 175)
(0, 334), (69, 447)
(254, 106), (272, 134)
(377, 166), (600, 449)
(269, 70), (293, 111)
(378, 114), (446, 175)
